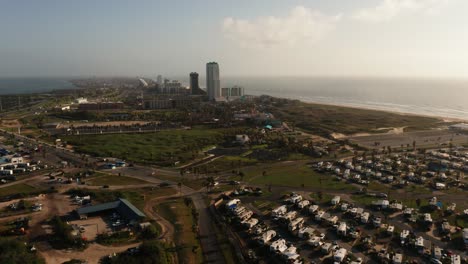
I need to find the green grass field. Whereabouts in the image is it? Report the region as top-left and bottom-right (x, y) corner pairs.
(155, 198), (203, 264)
(86, 175), (149, 186)
(0, 183), (39, 197)
(63, 128), (237, 166)
(242, 161), (358, 191)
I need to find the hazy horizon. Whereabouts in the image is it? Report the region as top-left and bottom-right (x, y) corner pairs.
(1, 0), (468, 78)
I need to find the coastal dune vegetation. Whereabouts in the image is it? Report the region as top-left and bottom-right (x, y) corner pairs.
(261, 97), (442, 137)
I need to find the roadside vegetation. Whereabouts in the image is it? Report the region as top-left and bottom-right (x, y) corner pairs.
(155, 198), (203, 264)
(0, 183), (53, 201)
(86, 175), (149, 186)
(0, 237), (44, 264)
(99, 240), (170, 264)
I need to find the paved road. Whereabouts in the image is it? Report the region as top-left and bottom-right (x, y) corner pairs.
(108, 166), (226, 264)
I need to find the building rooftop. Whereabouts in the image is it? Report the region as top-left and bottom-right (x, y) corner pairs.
(76, 198), (146, 221)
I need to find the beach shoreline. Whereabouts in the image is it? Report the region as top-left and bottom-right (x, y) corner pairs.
(252, 93), (468, 123)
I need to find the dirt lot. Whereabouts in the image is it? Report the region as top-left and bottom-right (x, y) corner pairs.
(69, 216), (109, 241)
(38, 241), (141, 264)
(348, 129), (468, 149)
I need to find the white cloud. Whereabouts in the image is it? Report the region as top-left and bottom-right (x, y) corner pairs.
(352, 0), (449, 22)
(222, 6), (341, 49)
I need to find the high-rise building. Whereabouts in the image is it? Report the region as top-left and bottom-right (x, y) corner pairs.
(156, 75), (163, 86)
(190, 72), (200, 94)
(206, 62), (220, 100)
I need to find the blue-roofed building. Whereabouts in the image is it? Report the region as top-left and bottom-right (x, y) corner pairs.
(75, 198), (145, 222)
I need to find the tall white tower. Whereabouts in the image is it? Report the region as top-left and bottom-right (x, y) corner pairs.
(206, 62), (220, 101)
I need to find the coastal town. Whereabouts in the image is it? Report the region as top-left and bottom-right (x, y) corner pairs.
(0, 63), (466, 264)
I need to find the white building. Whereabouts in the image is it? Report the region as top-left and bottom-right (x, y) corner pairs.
(206, 62), (220, 100)
(156, 75), (163, 86)
(221, 86), (244, 99)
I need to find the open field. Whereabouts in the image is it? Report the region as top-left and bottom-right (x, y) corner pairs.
(0, 183), (41, 198)
(155, 198), (203, 264)
(265, 98), (442, 136)
(63, 128), (239, 166)
(347, 129), (468, 149)
(86, 175), (149, 186)
(241, 161), (358, 191)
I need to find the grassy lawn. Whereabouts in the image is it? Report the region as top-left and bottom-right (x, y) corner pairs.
(86, 175), (149, 186)
(309, 192), (334, 204)
(242, 161), (358, 191)
(155, 198), (203, 264)
(251, 200), (280, 214)
(194, 155), (258, 174)
(62, 128), (239, 166)
(0, 183), (39, 197)
(351, 194), (378, 207)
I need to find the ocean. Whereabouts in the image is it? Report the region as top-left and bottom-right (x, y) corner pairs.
(221, 77), (468, 121)
(0, 78), (75, 95)
(1, 77), (467, 120)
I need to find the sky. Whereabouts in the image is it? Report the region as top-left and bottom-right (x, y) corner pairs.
(0, 0), (467, 78)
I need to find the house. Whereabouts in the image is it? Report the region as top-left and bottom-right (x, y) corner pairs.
(373, 200), (390, 209)
(414, 236), (425, 250)
(321, 242), (332, 254)
(433, 247), (442, 260)
(282, 211), (298, 222)
(360, 212), (370, 224)
(373, 217), (382, 228)
(387, 225), (395, 234)
(242, 218), (258, 229)
(272, 205), (287, 217)
(270, 239), (287, 253)
(286, 193), (303, 204)
(288, 217), (305, 232)
(393, 253), (403, 264)
(451, 255), (461, 264)
(297, 200), (310, 209)
(281, 246), (300, 262)
(226, 199), (241, 210)
(297, 226), (315, 239)
(238, 210), (253, 221)
(307, 236), (322, 247)
(337, 222), (347, 236)
(340, 203), (349, 211)
(331, 196), (341, 205)
(389, 202), (403, 211)
(258, 230), (276, 245)
(326, 215), (339, 225)
(423, 213), (433, 223)
(309, 204), (319, 214)
(333, 248), (347, 263)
